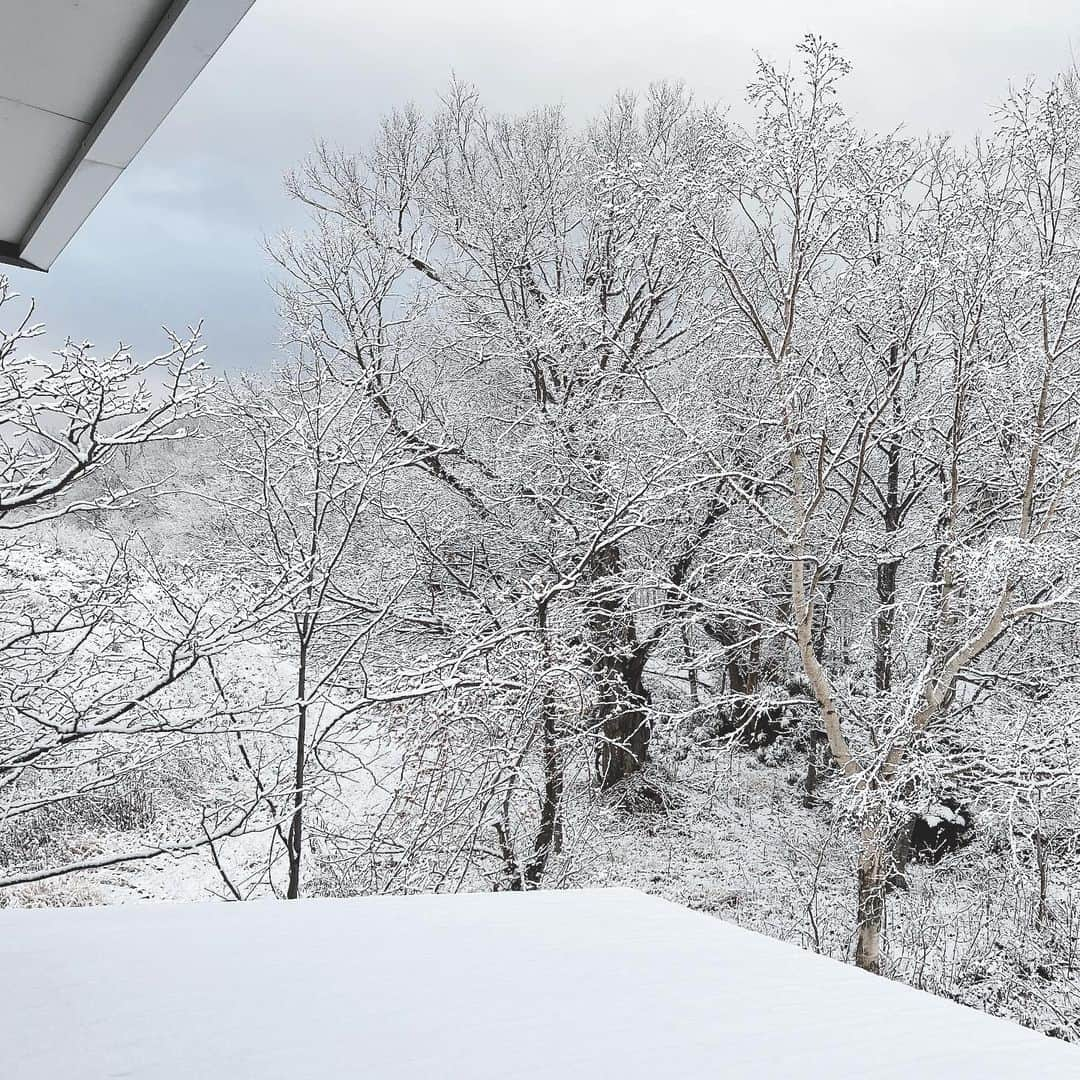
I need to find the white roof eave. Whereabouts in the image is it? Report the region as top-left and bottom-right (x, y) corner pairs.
(0, 0), (253, 272)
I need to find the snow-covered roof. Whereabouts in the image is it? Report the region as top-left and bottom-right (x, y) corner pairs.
(3, 888), (1076, 1078)
(0, 0), (253, 272)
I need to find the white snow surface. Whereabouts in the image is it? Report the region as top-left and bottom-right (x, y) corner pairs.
(2, 887), (1077, 1079)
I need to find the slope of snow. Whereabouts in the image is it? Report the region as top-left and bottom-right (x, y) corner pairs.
(2, 888), (1076, 1079)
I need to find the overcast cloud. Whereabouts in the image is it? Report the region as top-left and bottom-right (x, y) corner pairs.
(9, 0), (1080, 371)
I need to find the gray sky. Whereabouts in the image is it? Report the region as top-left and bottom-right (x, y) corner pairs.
(8, 0), (1080, 371)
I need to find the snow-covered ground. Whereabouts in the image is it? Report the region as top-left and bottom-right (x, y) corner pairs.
(4, 887), (1077, 1079)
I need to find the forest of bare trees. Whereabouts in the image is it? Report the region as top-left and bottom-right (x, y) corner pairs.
(3, 36), (1079, 1039)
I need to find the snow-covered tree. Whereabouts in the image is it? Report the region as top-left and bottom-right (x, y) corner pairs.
(0, 280), (277, 887)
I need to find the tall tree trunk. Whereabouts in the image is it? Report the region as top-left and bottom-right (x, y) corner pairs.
(874, 343), (903, 694)
(703, 618), (770, 743)
(855, 828), (886, 974)
(727, 629), (762, 734)
(588, 542), (652, 787)
(1035, 828), (1051, 928)
(588, 490), (731, 786)
(874, 559), (899, 692)
(595, 651), (651, 788)
(524, 600), (564, 885)
(286, 635), (309, 900)
(682, 625), (701, 708)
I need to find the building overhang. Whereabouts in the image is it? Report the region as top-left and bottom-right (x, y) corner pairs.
(0, 0), (253, 272)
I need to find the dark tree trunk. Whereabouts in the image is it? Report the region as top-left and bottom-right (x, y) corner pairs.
(727, 630), (762, 733)
(586, 542), (652, 788)
(286, 634), (309, 901)
(874, 343), (903, 694)
(595, 650), (652, 788)
(587, 489), (733, 786)
(874, 559), (899, 692)
(803, 728), (830, 805)
(889, 817), (914, 890)
(704, 618), (778, 745)
(682, 625), (701, 709)
(1035, 829), (1051, 927)
(524, 602), (564, 885)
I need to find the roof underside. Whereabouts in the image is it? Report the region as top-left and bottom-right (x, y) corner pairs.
(0, 0), (252, 272)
